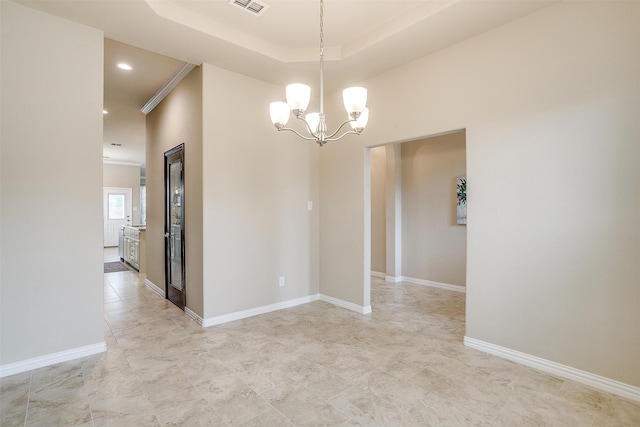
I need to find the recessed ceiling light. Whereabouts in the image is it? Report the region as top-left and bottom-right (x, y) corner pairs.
(103, 109), (108, 114)
(117, 63), (132, 71)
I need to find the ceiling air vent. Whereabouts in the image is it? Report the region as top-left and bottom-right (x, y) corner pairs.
(228, 0), (269, 17)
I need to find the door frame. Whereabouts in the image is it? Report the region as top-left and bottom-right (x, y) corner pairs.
(164, 144), (186, 310)
(103, 186), (133, 247)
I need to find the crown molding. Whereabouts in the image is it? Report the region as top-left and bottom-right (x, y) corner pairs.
(141, 62), (197, 115)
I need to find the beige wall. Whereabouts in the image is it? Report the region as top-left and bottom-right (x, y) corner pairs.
(146, 67), (204, 316)
(201, 64), (320, 318)
(319, 1), (639, 386)
(370, 146), (387, 274)
(103, 163), (141, 225)
(145, 62), (320, 320)
(401, 132), (466, 286)
(384, 144), (402, 279)
(321, 138), (370, 308)
(0, 2), (104, 364)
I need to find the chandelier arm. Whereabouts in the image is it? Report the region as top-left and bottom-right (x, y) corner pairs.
(325, 118), (357, 139)
(276, 126), (318, 141)
(296, 115), (318, 137)
(325, 130), (361, 142)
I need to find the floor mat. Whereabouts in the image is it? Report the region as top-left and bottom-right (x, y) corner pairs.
(104, 261), (131, 273)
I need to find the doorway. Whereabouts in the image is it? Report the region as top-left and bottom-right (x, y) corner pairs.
(103, 187), (132, 247)
(165, 144), (186, 310)
(368, 130), (467, 289)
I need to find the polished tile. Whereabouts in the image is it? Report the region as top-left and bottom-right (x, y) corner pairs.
(26, 371), (92, 427)
(285, 358), (352, 401)
(238, 407), (295, 427)
(1, 272), (639, 426)
(191, 372), (273, 425)
(263, 381), (350, 426)
(0, 372), (30, 427)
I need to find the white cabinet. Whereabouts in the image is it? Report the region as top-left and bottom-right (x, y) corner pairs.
(123, 226), (140, 271)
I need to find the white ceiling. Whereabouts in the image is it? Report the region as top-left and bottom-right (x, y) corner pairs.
(15, 0), (557, 164)
(103, 39), (184, 164)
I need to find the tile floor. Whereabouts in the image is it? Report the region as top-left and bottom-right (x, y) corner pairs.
(1, 265), (639, 426)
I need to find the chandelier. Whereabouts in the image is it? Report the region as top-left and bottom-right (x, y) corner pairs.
(269, 0), (369, 147)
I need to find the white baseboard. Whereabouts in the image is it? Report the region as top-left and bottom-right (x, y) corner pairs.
(0, 342), (106, 378)
(385, 275), (402, 283)
(320, 294), (372, 315)
(199, 292), (373, 327)
(145, 279), (165, 298)
(464, 336), (640, 402)
(185, 307), (204, 326)
(371, 271), (386, 279)
(202, 294), (321, 327)
(400, 276), (466, 293)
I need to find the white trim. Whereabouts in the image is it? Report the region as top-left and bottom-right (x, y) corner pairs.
(400, 276), (466, 293)
(103, 159), (143, 167)
(185, 307), (204, 326)
(385, 275), (402, 283)
(145, 279), (165, 298)
(371, 271), (385, 279)
(141, 63), (197, 114)
(464, 336), (640, 402)
(199, 292), (373, 328)
(320, 294), (372, 315)
(0, 342), (106, 378)
(202, 294), (320, 327)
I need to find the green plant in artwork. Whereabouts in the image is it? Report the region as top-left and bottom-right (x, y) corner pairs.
(457, 177), (466, 206)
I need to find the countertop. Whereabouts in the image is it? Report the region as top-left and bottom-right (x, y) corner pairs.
(122, 225), (146, 231)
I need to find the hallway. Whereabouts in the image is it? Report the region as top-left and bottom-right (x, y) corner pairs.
(1, 272), (638, 425)
(103, 246), (120, 263)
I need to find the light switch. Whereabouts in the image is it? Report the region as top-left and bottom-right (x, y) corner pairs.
(308, 201), (313, 211)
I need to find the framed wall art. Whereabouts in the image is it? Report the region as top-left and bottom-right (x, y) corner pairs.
(457, 176), (467, 225)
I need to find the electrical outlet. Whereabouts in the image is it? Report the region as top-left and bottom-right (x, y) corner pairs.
(279, 276), (285, 287)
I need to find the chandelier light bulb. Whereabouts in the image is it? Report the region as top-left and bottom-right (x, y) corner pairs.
(350, 107), (369, 131)
(286, 83), (311, 116)
(270, 102), (290, 128)
(342, 87), (367, 116)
